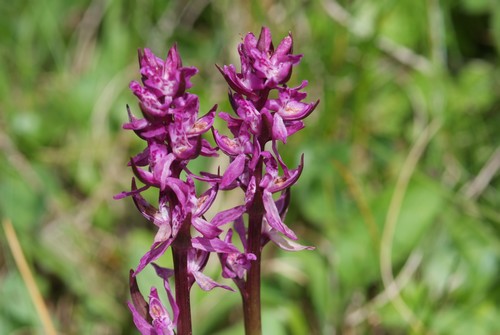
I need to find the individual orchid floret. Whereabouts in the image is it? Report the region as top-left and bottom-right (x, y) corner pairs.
(128, 271), (176, 335)
(265, 82), (319, 143)
(187, 247), (234, 292)
(266, 81), (317, 121)
(219, 229), (256, 280)
(152, 263), (179, 325)
(128, 288), (175, 335)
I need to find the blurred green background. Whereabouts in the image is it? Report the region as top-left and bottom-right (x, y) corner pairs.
(1, 0), (499, 334)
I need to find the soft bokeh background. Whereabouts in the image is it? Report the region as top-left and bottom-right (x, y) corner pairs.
(1, 0), (499, 334)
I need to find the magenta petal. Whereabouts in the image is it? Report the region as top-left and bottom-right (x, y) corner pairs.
(135, 240), (172, 275)
(192, 217), (222, 238)
(131, 158), (159, 188)
(211, 205), (246, 227)
(123, 112), (149, 131)
(222, 252), (257, 279)
(233, 216), (248, 249)
(130, 147), (150, 167)
(284, 120), (305, 137)
(244, 176), (257, 205)
(130, 81), (168, 117)
(219, 111), (243, 134)
(192, 270), (234, 292)
(262, 190), (297, 240)
(274, 188), (291, 220)
(257, 26), (273, 52)
(279, 99), (319, 121)
(266, 227), (314, 251)
(152, 153), (175, 191)
(166, 44), (181, 70)
(194, 185), (218, 217)
(216, 64), (259, 99)
(220, 154), (247, 188)
(164, 177), (188, 207)
(153, 223), (172, 243)
(213, 129), (244, 156)
(272, 113), (288, 143)
(151, 263), (178, 326)
(130, 189), (166, 226)
(152, 263), (175, 281)
(128, 302), (154, 335)
(200, 139), (218, 157)
(148, 288), (168, 322)
(136, 124), (168, 140)
(129, 270), (151, 323)
(274, 34), (293, 58)
(191, 237), (239, 253)
(148, 288), (175, 334)
(189, 106), (216, 135)
(113, 184), (149, 200)
(172, 135), (202, 160)
(234, 96), (261, 134)
(267, 155), (304, 193)
(190, 170), (222, 184)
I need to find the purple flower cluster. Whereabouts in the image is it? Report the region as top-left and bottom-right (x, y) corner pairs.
(116, 27), (317, 335)
(115, 46), (236, 334)
(213, 27), (318, 289)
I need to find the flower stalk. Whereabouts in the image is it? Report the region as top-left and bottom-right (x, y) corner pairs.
(244, 190), (264, 335)
(172, 218), (193, 335)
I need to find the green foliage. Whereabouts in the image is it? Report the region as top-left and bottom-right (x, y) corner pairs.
(1, 0), (499, 334)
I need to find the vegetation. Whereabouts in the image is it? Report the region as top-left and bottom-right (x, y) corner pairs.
(0, 0), (499, 334)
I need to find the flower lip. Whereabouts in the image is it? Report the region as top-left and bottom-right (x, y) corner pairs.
(266, 81), (319, 121)
(189, 106), (216, 136)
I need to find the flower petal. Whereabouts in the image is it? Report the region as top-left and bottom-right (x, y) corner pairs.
(220, 154), (247, 189)
(211, 205), (246, 227)
(152, 263), (178, 325)
(189, 106), (216, 135)
(129, 270), (151, 323)
(192, 270), (234, 292)
(192, 217), (222, 238)
(191, 237), (240, 253)
(128, 301), (155, 335)
(135, 240), (172, 275)
(213, 129), (244, 156)
(266, 227), (314, 251)
(272, 113), (288, 143)
(262, 190), (297, 240)
(149, 288), (175, 335)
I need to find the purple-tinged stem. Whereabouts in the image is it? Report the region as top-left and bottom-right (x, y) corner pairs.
(243, 160), (264, 335)
(172, 219), (192, 335)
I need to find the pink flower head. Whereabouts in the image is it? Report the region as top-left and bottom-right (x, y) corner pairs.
(217, 27), (303, 98)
